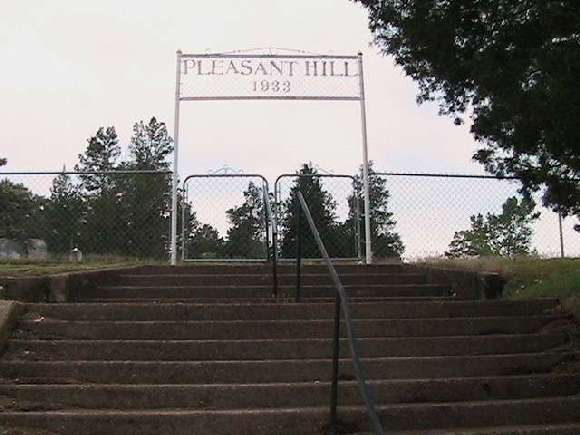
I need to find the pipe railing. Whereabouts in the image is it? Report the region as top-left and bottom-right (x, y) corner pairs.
(294, 192), (385, 435)
(262, 188), (278, 297)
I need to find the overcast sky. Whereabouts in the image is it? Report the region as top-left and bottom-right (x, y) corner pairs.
(0, 0), (484, 179)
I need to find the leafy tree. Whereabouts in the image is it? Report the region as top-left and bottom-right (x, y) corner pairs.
(345, 162), (404, 258)
(354, 0), (580, 217)
(446, 196), (540, 257)
(0, 180), (46, 241)
(225, 182), (267, 259)
(44, 169), (85, 254)
(280, 164), (342, 258)
(0, 158), (47, 245)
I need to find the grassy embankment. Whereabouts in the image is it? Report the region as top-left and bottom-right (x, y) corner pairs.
(0, 257), (160, 277)
(420, 256), (580, 316)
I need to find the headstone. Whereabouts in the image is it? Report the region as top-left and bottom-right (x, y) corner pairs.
(0, 239), (25, 259)
(69, 247), (83, 263)
(26, 239), (48, 260)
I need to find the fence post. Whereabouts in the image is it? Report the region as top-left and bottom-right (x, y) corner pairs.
(559, 212), (565, 258)
(357, 52), (373, 265)
(171, 50), (182, 266)
(295, 195), (302, 303)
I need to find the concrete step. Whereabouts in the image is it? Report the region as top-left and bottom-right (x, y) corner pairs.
(113, 272), (427, 287)
(3, 334), (570, 361)
(75, 284), (449, 300)
(135, 264), (406, 275)
(0, 353), (576, 384)
(354, 423), (580, 434)
(13, 315), (569, 340)
(25, 299), (561, 321)
(77, 296), (452, 304)
(0, 396), (579, 434)
(0, 375), (578, 411)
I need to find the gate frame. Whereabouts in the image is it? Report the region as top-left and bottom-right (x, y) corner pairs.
(274, 173), (362, 262)
(170, 50), (373, 265)
(181, 173), (273, 262)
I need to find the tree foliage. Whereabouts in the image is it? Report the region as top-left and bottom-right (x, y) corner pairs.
(346, 162), (404, 258)
(225, 182), (267, 259)
(0, 179), (46, 241)
(355, 0), (580, 216)
(183, 211), (224, 259)
(446, 196), (540, 257)
(279, 164), (347, 258)
(44, 170), (84, 254)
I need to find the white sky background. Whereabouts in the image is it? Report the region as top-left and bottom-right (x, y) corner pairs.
(0, 0), (575, 256)
(0, 0), (481, 177)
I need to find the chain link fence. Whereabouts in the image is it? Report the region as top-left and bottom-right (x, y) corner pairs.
(0, 171), (172, 262)
(3, 170), (576, 265)
(375, 173), (579, 260)
(181, 174), (271, 261)
(274, 174), (361, 260)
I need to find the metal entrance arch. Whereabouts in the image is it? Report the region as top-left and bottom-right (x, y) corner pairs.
(181, 174), (274, 262)
(170, 49), (373, 265)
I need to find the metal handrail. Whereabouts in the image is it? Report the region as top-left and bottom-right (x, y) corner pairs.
(262, 187), (278, 297)
(295, 192), (385, 435)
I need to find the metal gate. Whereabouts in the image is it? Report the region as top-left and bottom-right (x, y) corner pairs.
(181, 174), (274, 262)
(274, 173), (361, 261)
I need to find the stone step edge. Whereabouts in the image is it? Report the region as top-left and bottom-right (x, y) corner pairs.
(0, 395), (578, 415)
(2, 350), (577, 365)
(1, 373), (578, 389)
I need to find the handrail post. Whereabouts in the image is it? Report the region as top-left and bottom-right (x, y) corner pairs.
(295, 195), (302, 303)
(296, 192), (385, 435)
(330, 293), (341, 434)
(272, 230), (279, 298)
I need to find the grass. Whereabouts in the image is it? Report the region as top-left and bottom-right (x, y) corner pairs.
(417, 256), (580, 316)
(0, 256), (163, 277)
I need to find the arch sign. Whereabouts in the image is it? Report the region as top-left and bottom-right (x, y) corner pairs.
(170, 50), (372, 265)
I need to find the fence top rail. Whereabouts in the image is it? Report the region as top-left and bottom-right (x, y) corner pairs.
(183, 173), (269, 187)
(376, 172), (520, 180)
(0, 170), (172, 176)
(275, 173), (355, 189)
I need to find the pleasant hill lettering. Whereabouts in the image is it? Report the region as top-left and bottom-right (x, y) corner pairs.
(183, 59), (358, 78)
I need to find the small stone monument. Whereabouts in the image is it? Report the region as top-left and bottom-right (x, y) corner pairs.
(70, 247), (83, 263)
(26, 239), (48, 260)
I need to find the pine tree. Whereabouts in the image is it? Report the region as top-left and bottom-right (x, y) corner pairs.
(345, 162), (404, 259)
(122, 117), (174, 258)
(446, 196), (540, 258)
(224, 182), (266, 259)
(129, 117), (173, 170)
(280, 164), (341, 258)
(75, 126), (121, 193)
(45, 169), (84, 255)
(183, 211), (224, 259)
(75, 126), (124, 255)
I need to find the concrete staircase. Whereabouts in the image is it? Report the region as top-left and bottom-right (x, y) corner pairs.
(0, 264), (578, 434)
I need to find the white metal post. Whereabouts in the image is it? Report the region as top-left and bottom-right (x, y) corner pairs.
(558, 212), (565, 258)
(170, 50), (182, 265)
(357, 52), (373, 264)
